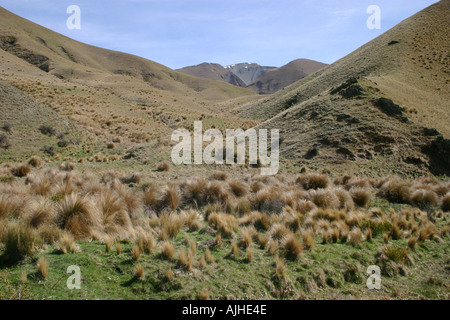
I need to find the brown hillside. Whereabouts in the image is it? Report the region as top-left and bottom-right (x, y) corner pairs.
(247, 59), (327, 94)
(243, 0), (449, 176)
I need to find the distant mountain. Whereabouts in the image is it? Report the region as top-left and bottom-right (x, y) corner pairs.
(247, 59), (328, 94)
(178, 60), (326, 94)
(224, 63), (276, 86)
(177, 63), (247, 87)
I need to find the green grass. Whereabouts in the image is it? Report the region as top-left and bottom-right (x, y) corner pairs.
(0, 217), (448, 300)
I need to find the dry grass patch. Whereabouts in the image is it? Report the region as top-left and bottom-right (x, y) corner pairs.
(37, 257), (49, 280)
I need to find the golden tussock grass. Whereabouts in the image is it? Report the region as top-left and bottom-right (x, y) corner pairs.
(310, 190), (339, 209)
(11, 164), (31, 177)
(181, 178), (207, 206)
(297, 173), (329, 190)
(157, 187), (181, 213)
(198, 288), (210, 300)
(116, 241), (123, 255)
(410, 189), (439, 208)
(282, 233), (303, 260)
(347, 227), (362, 246)
(5, 223), (38, 259)
(204, 181), (230, 204)
(37, 257), (49, 280)
(165, 267), (174, 281)
(208, 213), (237, 238)
(28, 156), (42, 168)
(199, 256), (206, 269)
(231, 241), (239, 260)
(239, 227), (254, 248)
(58, 232), (78, 254)
(246, 247), (253, 262)
(274, 255), (286, 280)
(134, 264), (145, 280)
(131, 245), (141, 261)
(205, 248), (215, 264)
(157, 162), (170, 172)
(161, 241), (175, 260)
(159, 212), (184, 240)
(408, 236), (417, 250)
(350, 188), (371, 208)
(183, 210), (202, 231)
(228, 180), (249, 198)
(105, 236), (113, 253)
(27, 198), (55, 228)
(418, 223), (438, 242)
(268, 240), (278, 256)
(57, 194), (100, 239)
(302, 229), (315, 251)
(210, 171), (228, 181)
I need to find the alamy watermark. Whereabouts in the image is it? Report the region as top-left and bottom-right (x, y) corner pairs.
(366, 265), (381, 290)
(171, 121), (280, 176)
(67, 265), (81, 290)
(367, 5), (381, 30)
(67, 5), (81, 30)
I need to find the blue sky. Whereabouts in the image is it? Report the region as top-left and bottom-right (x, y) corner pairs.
(1, 0), (438, 69)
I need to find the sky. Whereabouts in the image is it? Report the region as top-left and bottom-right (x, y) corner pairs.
(0, 0), (439, 69)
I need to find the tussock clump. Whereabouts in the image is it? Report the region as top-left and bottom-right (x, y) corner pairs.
(442, 193), (450, 212)
(120, 173), (141, 185)
(252, 211), (271, 231)
(58, 232), (78, 254)
(236, 198), (251, 216)
(410, 189), (439, 209)
(60, 162), (74, 172)
(297, 173), (329, 190)
(208, 213), (237, 238)
(270, 224), (290, 242)
(28, 156), (42, 168)
(228, 180), (249, 198)
(27, 198), (55, 228)
(204, 181), (229, 204)
(283, 233), (303, 260)
(98, 191), (133, 239)
(159, 212), (184, 240)
(157, 187), (181, 213)
(4, 223), (38, 260)
(11, 164), (31, 177)
(183, 210), (202, 231)
(157, 162), (170, 172)
(134, 264), (145, 280)
(161, 241), (175, 260)
(131, 245), (141, 261)
(205, 248), (215, 264)
(251, 188), (285, 214)
(246, 247), (253, 262)
(347, 227), (362, 246)
(0, 195), (18, 220)
(210, 171), (228, 181)
(274, 255), (287, 280)
(302, 229), (315, 251)
(257, 233), (269, 249)
(142, 185), (158, 209)
(37, 257), (49, 280)
(350, 188), (371, 208)
(418, 223), (438, 242)
(408, 237), (417, 250)
(378, 177), (411, 203)
(56, 194), (100, 239)
(310, 190), (339, 209)
(334, 188), (355, 210)
(231, 241), (239, 260)
(239, 227), (255, 248)
(198, 288), (210, 300)
(181, 178), (207, 206)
